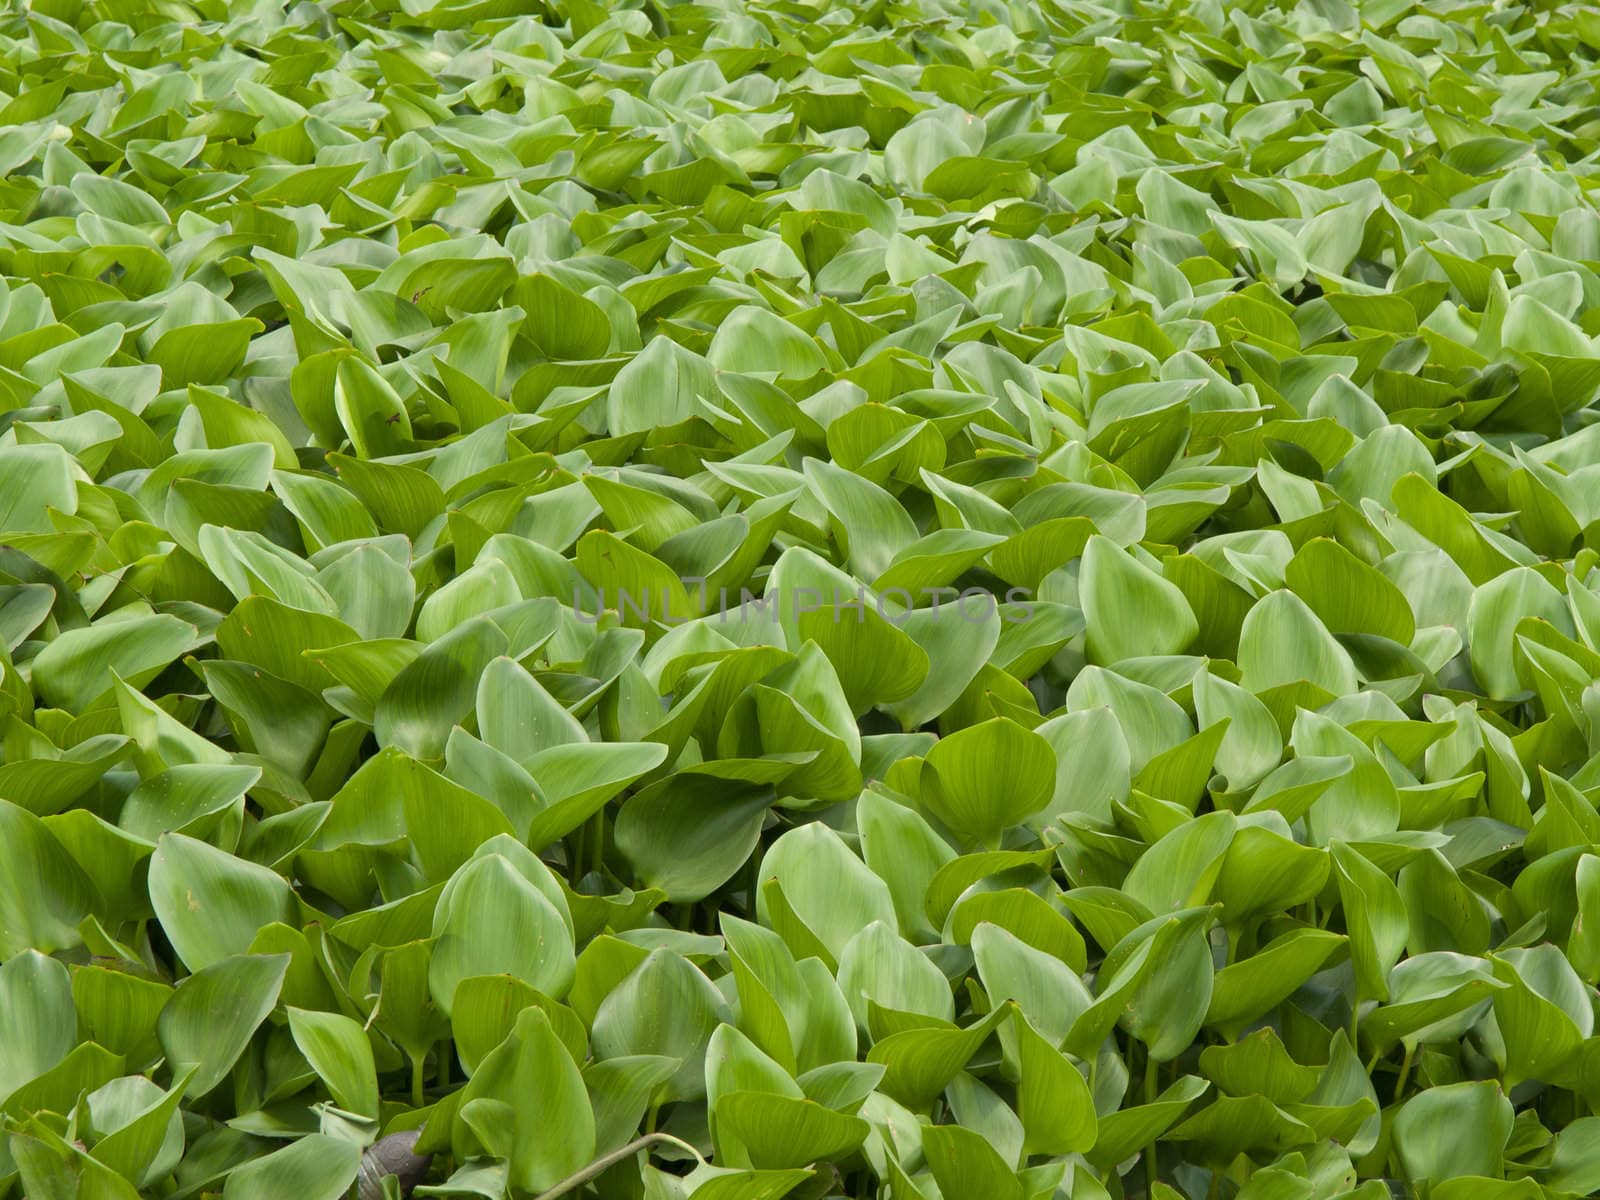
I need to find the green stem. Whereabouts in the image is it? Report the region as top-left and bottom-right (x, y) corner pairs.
(744, 849), (762, 916)
(569, 827), (586, 888)
(1143, 1046), (1160, 1189)
(532, 1133), (702, 1200)
(411, 1054), (425, 1109)
(588, 810), (605, 877)
(1393, 1041), (1415, 1101)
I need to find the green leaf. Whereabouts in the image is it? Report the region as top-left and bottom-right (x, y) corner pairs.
(1468, 566), (1570, 700)
(1088, 1075), (1210, 1170)
(524, 740), (668, 849)
(514, 274), (613, 360)
(615, 770), (774, 902)
(70, 966), (171, 1068)
(973, 922), (1091, 1046)
(836, 921), (955, 1029)
(948, 888), (1086, 974)
(158, 953), (289, 1098)
(221, 1134), (360, 1200)
(591, 948), (729, 1103)
(865, 1005), (1013, 1111)
(1081, 535), (1199, 663)
(922, 1123), (1024, 1200)
(459, 1006), (594, 1194)
(146, 320), (261, 388)
(287, 1007), (379, 1118)
(148, 833), (296, 973)
(1393, 1081), (1514, 1187)
(30, 613), (197, 712)
(1121, 810), (1236, 914)
(376, 617), (507, 761)
(921, 718), (1055, 847)
(0, 445), (75, 533)
(0, 800), (98, 957)
(714, 1091), (869, 1171)
(709, 307), (826, 379)
(757, 823), (897, 961)
(1490, 945), (1591, 1088)
(1331, 842), (1408, 1003)
(0, 951), (74, 1101)
(1285, 538), (1415, 643)
(87, 1069), (193, 1188)
(428, 853), (576, 1014)
(1014, 1012), (1096, 1156)
(1239, 590), (1359, 697)
(607, 336), (715, 437)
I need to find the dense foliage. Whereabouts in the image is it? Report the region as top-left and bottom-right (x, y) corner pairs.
(5, 0), (1600, 1196)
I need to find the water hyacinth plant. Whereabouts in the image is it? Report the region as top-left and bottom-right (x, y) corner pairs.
(5, 0), (1600, 1197)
